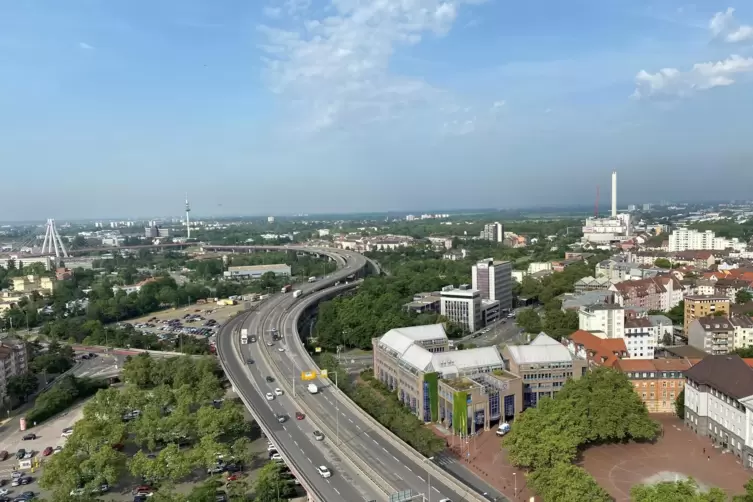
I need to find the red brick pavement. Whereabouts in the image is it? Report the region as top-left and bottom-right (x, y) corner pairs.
(581, 415), (751, 501)
(432, 415), (752, 502)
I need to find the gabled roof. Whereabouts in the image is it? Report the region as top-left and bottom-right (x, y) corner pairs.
(379, 324), (447, 356)
(684, 354), (753, 400)
(567, 330), (627, 368)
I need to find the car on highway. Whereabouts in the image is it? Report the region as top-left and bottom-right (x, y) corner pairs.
(265, 376), (275, 383)
(317, 465), (332, 478)
(295, 412), (305, 420)
(264, 393), (274, 401)
(312, 430), (324, 441)
(61, 428), (73, 438)
(274, 388), (283, 396)
(266, 341), (274, 347)
(276, 414), (286, 423)
(246, 358), (254, 364)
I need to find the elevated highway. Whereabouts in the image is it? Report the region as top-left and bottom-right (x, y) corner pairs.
(218, 246), (497, 501)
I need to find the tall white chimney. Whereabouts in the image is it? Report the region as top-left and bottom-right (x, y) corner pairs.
(611, 170), (617, 217)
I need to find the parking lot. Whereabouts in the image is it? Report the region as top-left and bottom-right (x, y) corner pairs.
(124, 301), (254, 347)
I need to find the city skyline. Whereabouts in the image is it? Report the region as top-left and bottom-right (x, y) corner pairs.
(1, 0), (752, 220)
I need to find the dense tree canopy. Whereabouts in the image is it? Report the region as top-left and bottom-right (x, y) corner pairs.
(40, 355), (253, 500)
(631, 478), (728, 502)
(527, 463), (611, 502)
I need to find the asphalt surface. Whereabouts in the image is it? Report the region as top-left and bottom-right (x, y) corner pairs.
(219, 295), (379, 501)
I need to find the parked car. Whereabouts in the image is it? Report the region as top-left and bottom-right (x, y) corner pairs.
(21, 434), (36, 441)
(42, 447), (53, 456)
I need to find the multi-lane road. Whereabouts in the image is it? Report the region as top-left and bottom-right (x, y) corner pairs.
(217, 247), (500, 502)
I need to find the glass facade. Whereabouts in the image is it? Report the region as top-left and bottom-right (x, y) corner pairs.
(489, 393), (500, 420)
(423, 382), (431, 422)
(504, 394), (515, 418)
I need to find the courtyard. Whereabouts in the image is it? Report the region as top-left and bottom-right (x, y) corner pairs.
(438, 415), (751, 501)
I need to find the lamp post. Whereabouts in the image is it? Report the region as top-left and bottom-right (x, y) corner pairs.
(513, 472), (517, 498)
(423, 456), (434, 502)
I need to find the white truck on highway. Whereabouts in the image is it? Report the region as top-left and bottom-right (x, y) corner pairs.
(293, 290), (303, 299)
(240, 328), (248, 344)
(307, 383), (318, 394)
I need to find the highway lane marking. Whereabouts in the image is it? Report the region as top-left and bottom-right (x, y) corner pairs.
(392, 455), (399, 462)
(433, 487), (440, 493)
(333, 487), (340, 495)
(417, 476), (425, 482)
(405, 466), (412, 472)
(372, 439), (378, 445)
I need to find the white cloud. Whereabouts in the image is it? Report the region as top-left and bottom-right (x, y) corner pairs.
(491, 100), (506, 110)
(709, 7), (753, 43)
(79, 42), (94, 49)
(263, 7), (282, 18)
(258, 0), (484, 132)
(631, 54), (753, 99)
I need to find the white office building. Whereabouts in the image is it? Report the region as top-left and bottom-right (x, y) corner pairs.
(472, 259), (513, 312)
(668, 228), (746, 252)
(623, 317), (658, 359)
(440, 285), (482, 333)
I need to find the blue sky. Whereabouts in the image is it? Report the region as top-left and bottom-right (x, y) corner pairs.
(1, 0), (752, 220)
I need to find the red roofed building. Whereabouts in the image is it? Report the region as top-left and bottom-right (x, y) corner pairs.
(609, 275), (683, 312)
(563, 330), (629, 368)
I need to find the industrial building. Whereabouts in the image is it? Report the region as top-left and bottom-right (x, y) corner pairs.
(223, 264), (291, 280)
(582, 171), (633, 244)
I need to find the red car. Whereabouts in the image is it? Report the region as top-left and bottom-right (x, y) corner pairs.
(295, 412), (305, 420)
(226, 474), (239, 482)
(42, 447), (53, 456)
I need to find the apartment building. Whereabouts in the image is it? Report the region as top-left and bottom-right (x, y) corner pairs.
(563, 330), (628, 368)
(668, 228), (746, 253)
(730, 316), (753, 351)
(481, 222), (504, 243)
(503, 333), (587, 409)
(578, 303), (625, 339)
(688, 316), (734, 355)
(671, 251), (717, 269)
(0, 340), (29, 402)
(614, 358), (693, 414)
(683, 295), (730, 334)
(623, 317), (658, 359)
(714, 279), (751, 303)
(684, 355), (753, 467)
(471, 259), (513, 311)
(609, 275), (683, 312)
(574, 276), (612, 294)
(371, 324), (521, 435)
(440, 285), (482, 333)
(11, 275), (56, 294)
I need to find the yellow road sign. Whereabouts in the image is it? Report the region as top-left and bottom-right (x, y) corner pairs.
(320, 369), (328, 378)
(301, 371), (316, 381)
(315, 347), (322, 353)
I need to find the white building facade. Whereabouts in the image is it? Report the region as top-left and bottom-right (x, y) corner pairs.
(578, 304), (625, 339)
(668, 228), (746, 252)
(440, 285), (482, 333)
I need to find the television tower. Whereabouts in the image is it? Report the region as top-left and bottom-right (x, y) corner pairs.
(40, 219), (69, 258)
(185, 194), (191, 239)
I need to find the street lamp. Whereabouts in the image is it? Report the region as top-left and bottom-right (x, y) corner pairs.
(423, 457), (434, 502)
(513, 472), (517, 498)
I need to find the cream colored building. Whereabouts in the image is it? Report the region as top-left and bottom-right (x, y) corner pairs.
(11, 275), (55, 294)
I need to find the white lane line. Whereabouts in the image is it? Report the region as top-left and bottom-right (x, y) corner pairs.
(392, 455), (398, 462)
(372, 439), (379, 445)
(405, 466), (412, 472)
(417, 476), (425, 482)
(348, 418), (353, 423)
(294, 440), (299, 446)
(333, 487), (341, 495)
(433, 487), (440, 493)
(356, 425), (361, 430)
(307, 457), (312, 463)
(381, 447), (388, 453)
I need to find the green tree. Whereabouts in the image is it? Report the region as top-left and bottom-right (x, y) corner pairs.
(654, 258), (672, 269)
(516, 308), (542, 334)
(631, 478), (728, 502)
(736, 290), (753, 305)
(528, 464), (611, 502)
(253, 462), (296, 502)
(733, 478), (753, 502)
(675, 389), (685, 420)
(6, 373), (39, 403)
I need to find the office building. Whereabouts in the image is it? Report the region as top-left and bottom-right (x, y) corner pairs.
(223, 264), (291, 280)
(688, 316), (734, 355)
(614, 358), (693, 413)
(683, 295), (730, 334)
(471, 259), (513, 311)
(440, 285), (482, 333)
(623, 317), (658, 359)
(503, 333), (587, 409)
(371, 324), (521, 435)
(481, 222), (504, 243)
(684, 355), (753, 467)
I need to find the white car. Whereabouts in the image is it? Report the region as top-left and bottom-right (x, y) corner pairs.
(61, 430), (73, 438)
(265, 392), (275, 401)
(317, 465), (332, 478)
(270, 453), (283, 462)
(0, 488), (9, 496)
(277, 347), (285, 352)
(312, 430), (324, 441)
(274, 388), (283, 396)
(267, 444), (277, 452)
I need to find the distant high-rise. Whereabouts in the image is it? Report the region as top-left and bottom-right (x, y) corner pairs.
(268, 216), (275, 223)
(482, 222), (504, 243)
